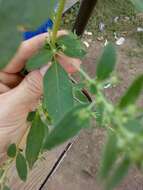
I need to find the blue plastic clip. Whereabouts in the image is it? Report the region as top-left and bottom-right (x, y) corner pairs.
(23, 19), (53, 40)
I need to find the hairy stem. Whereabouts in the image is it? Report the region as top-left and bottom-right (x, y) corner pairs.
(51, 0), (66, 46)
(70, 61), (92, 82)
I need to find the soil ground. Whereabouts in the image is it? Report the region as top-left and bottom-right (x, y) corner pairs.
(42, 38), (143, 190)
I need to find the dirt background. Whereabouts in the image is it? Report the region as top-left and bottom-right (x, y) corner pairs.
(42, 39), (143, 190)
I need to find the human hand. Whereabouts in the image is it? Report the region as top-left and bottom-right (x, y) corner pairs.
(0, 30), (81, 162)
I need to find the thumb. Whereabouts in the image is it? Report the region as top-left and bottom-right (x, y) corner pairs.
(12, 66), (49, 111)
(18, 70), (43, 102)
(0, 70), (44, 160)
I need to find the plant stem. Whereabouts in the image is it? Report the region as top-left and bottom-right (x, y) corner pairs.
(70, 61), (92, 82)
(51, 0), (66, 46)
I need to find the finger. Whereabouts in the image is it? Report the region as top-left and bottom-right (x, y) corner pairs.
(3, 30), (68, 74)
(56, 53), (82, 74)
(0, 72), (23, 88)
(3, 33), (48, 74)
(0, 71), (42, 120)
(0, 65), (49, 136)
(0, 83), (10, 94)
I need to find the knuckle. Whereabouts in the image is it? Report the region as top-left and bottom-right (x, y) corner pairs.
(20, 41), (30, 55)
(25, 71), (42, 96)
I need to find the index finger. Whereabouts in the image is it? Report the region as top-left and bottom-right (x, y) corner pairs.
(3, 30), (68, 74)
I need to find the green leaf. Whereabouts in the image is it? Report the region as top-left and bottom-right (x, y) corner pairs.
(96, 43), (116, 81)
(43, 61), (74, 124)
(99, 130), (118, 179)
(44, 105), (89, 150)
(16, 152), (28, 182)
(130, 0), (143, 11)
(73, 89), (89, 104)
(3, 186), (11, 190)
(0, 169), (4, 178)
(26, 113), (45, 168)
(90, 83), (97, 94)
(0, 0), (57, 69)
(119, 75), (143, 108)
(125, 119), (143, 133)
(3, 185), (11, 190)
(57, 33), (86, 59)
(26, 49), (53, 71)
(7, 143), (17, 158)
(27, 111), (36, 122)
(106, 157), (130, 190)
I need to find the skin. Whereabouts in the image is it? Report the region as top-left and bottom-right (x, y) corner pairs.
(0, 30), (81, 162)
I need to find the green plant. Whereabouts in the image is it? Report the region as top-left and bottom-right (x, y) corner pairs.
(0, 0), (143, 190)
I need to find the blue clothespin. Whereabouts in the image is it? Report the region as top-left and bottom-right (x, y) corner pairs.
(23, 19), (53, 40)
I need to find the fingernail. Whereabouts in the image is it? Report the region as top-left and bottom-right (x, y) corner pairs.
(40, 62), (51, 76)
